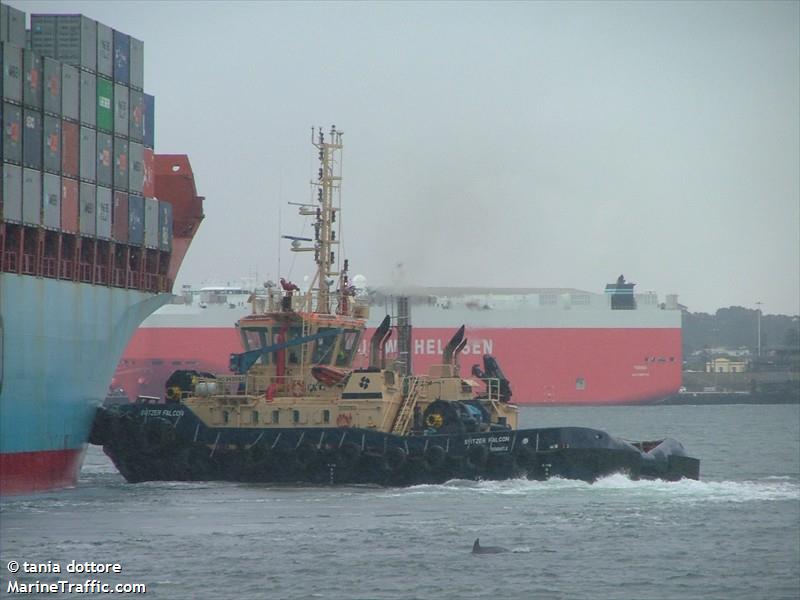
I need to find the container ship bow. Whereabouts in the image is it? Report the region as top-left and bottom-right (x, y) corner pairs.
(0, 6), (204, 494)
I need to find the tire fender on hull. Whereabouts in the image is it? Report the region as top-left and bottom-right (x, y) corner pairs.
(465, 445), (489, 470)
(382, 447), (407, 472)
(423, 445), (446, 470)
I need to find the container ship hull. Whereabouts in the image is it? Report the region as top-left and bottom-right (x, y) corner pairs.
(112, 287), (682, 406)
(0, 276), (169, 493)
(0, 150), (203, 495)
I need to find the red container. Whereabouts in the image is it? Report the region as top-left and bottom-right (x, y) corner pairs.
(113, 191), (129, 242)
(61, 177), (79, 233)
(61, 120), (79, 177)
(142, 148), (154, 197)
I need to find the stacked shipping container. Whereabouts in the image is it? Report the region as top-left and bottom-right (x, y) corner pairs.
(1, 5), (171, 252)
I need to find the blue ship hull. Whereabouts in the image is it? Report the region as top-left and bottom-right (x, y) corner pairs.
(0, 272), (170, 493)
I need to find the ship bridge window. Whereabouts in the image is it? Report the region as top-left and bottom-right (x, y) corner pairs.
(241, 328), (271, 364)
(279, 326), (305, 365)
(335, 329), (362, 367)
(539, 294), (557, 306)
(313, 327), (337, 365)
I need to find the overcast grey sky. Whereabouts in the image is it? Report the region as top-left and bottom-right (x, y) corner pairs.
(15, 1), (800, 315)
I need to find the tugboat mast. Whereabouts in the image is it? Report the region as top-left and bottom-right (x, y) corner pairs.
(292, 126), (344, 314)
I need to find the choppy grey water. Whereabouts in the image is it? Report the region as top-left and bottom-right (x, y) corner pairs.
(1, 404), (798, 600)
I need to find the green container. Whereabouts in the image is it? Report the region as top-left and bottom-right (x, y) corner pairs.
(96, 76), (113, 132)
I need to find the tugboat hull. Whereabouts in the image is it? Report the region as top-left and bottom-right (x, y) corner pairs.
(91, 404), (699, 485)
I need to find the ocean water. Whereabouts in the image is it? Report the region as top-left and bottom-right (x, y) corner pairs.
(1, 404), (798, 600)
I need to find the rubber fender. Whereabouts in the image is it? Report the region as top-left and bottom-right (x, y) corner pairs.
(382, 446), (407, 472)
(295, 442), (318, 468)
(513, 444), (535, 468)
(487, 452), (515, 471)
(423, 445), (446, 470)
(249, 443), (271, 464)
(465, 444), (489, 469)
(140, 418), (176, 453)
(336, 442), (362, 468)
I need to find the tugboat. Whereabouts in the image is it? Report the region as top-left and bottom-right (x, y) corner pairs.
(90, 127), (700, 485)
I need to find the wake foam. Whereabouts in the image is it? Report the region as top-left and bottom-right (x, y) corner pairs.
(388, 474), (799, 503)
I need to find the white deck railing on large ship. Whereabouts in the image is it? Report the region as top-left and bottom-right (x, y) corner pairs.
(250, 289), (369, 318)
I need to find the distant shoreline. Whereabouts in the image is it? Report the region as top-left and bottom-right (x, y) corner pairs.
(655, 393), (799, 406)
(520, 394), (800, 407)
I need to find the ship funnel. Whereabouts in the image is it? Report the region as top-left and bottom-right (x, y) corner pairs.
(442, 325), (466, 365)
(454, 337), (467, 367)
(369, 315), (392, 369)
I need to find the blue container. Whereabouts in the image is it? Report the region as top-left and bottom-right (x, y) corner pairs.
(129, 88), (144, 142)
(113, 30), (130, 85)
(96, 130), (113, 187)
(127, 193), (144, 245)
(113, 136), (128, 190)
(158, 200), (173, 252)
(143, 93), (154, 148)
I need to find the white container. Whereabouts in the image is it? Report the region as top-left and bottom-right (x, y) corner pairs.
(144, 196), (158, 248)
(22, 167), (42, 225)
(96, 184), (112, 239)
(42, 171), (61, 229)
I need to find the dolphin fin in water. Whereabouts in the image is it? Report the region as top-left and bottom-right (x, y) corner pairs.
(472, 538), (509, 554)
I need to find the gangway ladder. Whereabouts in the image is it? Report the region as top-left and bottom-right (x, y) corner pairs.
(390, 376), (423, 435)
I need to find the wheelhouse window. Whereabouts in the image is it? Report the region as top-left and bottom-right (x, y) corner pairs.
(335, 329), (362, 367)
(276, 326), (305, 365)
(240, 328), (271, 364)
(313, 327), (337, 364)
